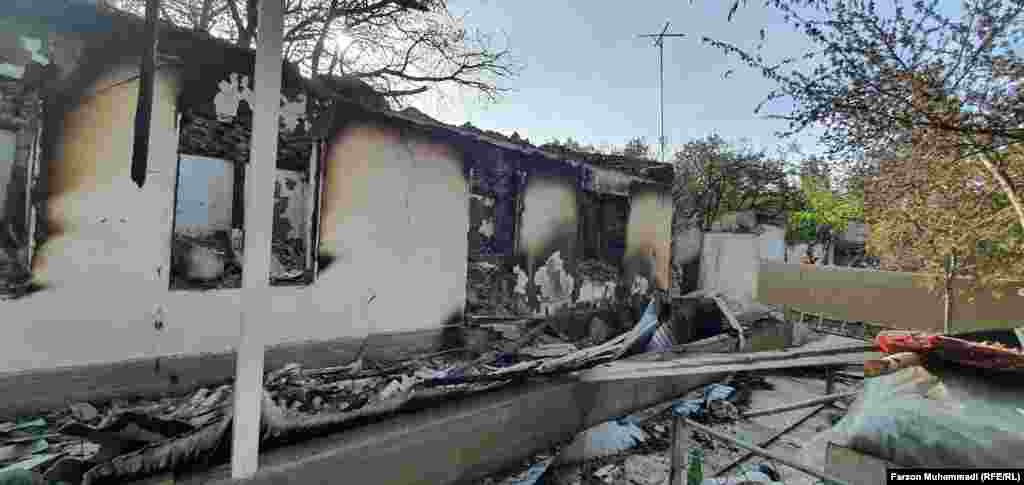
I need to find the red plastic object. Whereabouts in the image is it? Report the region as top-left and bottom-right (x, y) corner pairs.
(875, 331), (939, 354)
(933, 336), (1024, 371)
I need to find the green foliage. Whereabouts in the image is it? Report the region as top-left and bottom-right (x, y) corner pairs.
(786, 167), (864, 243)
(787, 210), (820, 242)
(672, 134), (803, 230)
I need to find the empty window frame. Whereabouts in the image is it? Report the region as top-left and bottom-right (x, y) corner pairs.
(0, 83), (43, 298)
(578, 191), (629, 265)
(169, 108), (322, 290)
(467, 167), (522, 261)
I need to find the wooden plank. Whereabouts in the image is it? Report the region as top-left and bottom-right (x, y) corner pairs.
(580, 345), (877, 382)
(711, 296), (745, 350)
(582, 352), (877, 381)
(669, 415), (684, 485)
(742, 392), (856, 419)
(589, 344), (875, 372)
(232, 0), (285, 475)
(683, 418), (851, 485)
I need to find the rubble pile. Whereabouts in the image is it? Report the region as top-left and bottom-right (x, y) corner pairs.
(0, 301), (671, 484)
(466, 262), (522, 317)
(477, 332), (865, 485)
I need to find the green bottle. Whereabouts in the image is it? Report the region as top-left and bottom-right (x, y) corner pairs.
(686, 447), (704, 485)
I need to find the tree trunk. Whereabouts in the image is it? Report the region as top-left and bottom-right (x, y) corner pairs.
(943, 253), (957, 335)
(980, 152), (1024, 232)
(234, 0), (259, 47)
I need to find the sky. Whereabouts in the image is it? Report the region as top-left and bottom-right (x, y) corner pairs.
(411, 0), (827, 160)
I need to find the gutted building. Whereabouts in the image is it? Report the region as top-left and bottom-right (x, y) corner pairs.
(0, 6), (674, 413)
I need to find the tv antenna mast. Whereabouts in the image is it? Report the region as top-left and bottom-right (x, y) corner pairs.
(638, 21), (685, 163)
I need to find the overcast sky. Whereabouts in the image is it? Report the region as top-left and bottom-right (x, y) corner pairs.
(411, 0), (827, 159)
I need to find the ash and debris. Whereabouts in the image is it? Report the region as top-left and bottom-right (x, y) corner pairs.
(0, 311), (648, 484)
(575, 260), (620, 284)
(474, 347), (862, 485)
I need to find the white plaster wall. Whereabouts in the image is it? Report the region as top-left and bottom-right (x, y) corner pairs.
(699, 232), (759, 303)
(1, 73), (469, 373)
(311, 122), (468, 342)
(518, 176), (577, 262)
(626, 189), (673, 290)
(758, 225), (786, 262)
(6, 63), (184, 372)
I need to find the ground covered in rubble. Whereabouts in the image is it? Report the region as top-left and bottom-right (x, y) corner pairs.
(476, 334), (864, 485)
(0, 309), (665, 485)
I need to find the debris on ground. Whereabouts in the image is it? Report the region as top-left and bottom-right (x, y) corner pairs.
(518, 343), (578, 359)
(701, 463), (782, 485)
(554, 418), (648, 466)
(477, 331), (866, 485)
(622, 454), (669, 485)
(671, 383), (736, 422)
(592, 463), (617, 483)
(3, 297), (694, 485)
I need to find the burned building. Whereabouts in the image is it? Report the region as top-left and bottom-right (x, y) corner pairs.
(0, 5), (675, 407)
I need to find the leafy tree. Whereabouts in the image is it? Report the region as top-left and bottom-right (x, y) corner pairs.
(704, 0), (1024, 232)
(867, 144), (1024, 298)
(112, 0), (521, 105)
(704, 0), (1024, 301)
(787, 160), (864, 264)
(672, 135), (803, 231)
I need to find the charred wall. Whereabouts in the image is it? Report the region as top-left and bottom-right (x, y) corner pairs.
(460, 143), (674, 326)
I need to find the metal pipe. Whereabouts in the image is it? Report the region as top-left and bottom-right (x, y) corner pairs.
(669, 414), (685, 485)
(741, 392), (856, 419)
(715, 404), (826, 477)
(683, 418), (852, 485)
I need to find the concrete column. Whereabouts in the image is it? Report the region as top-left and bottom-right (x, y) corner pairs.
(231, 0), (284, 478)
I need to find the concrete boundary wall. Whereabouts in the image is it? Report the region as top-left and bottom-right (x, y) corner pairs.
(758, 261), (1024, 333)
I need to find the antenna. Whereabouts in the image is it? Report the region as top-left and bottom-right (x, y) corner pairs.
(638, 21), (686, 163)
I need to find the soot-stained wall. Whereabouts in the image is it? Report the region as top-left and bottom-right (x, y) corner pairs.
(3, 41), (674, 376)
(1, 63), (471, 374)
(315, 122), (469, 337)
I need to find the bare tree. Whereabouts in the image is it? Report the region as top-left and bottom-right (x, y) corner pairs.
(112, 0), (521, 105)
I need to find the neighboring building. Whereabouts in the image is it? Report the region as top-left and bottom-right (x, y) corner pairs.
(0, 5), (674, 403)
(698, 209), (788, 303)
